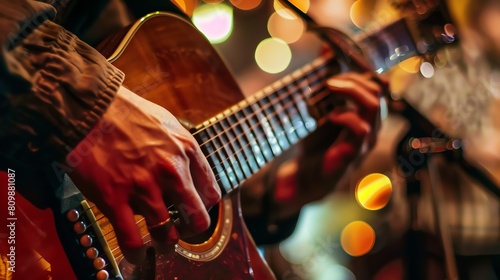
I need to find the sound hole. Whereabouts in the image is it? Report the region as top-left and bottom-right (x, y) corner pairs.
(180, 203), (220, 244)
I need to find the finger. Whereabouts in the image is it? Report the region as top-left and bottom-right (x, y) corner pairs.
(326, 77), (379, 117)
(158, 158), (211, 237)
(322, 140), (358, 174)
(104, 205), (146, 264)
(130, 190), (179, 247)
(186, 143), (221, 209)
(342, 72), (382, 94)
(327, 111), (371, 137)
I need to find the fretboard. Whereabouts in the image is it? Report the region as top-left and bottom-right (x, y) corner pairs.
(193, 53), (339, 194)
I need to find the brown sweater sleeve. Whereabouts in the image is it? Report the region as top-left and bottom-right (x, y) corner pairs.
(0, 0), (124, 170)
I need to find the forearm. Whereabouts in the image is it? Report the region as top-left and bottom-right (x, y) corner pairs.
(0, 1), (123, 171)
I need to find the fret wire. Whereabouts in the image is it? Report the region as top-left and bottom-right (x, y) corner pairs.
(221, 115), (252, 178)
(197, 128), (232, 192)
(276, 87), (301, 142)
(197, 77), (310, 148)
(206, 124), (238, 191)
(191, 56), (335, 137)
(84, 58), (335, 247)
(227, 111), (260, 174)
(261, 93), (290, 151)
(246, 102), (276, 162)
(270, 89), (297, 146)
(234, 107), (266, 170)
(208, 90), (324, 176)
(198, 59), (332, 149)
(202, 83), (323, 160)
(251, 99), (282, 157)
(213, 117), (245, 185)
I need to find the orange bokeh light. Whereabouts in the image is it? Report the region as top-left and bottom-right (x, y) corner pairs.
(341, 221), (376, 257)
(355, 173), (393, 211)
(230, 0), (262, 10)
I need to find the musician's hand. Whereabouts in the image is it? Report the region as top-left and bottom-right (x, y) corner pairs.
(272, 72), (385, 218)
(66, 86), (221, 264)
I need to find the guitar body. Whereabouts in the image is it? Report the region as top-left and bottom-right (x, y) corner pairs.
(98, 12), (275, 279)
(6, 10), (341, 279)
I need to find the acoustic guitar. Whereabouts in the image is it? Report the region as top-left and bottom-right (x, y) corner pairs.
(0, 11), (343, 279)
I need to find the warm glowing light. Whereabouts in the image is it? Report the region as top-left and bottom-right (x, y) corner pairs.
(289, 0), (310, 13)
(203, 0), (223, 3)
(255, 38), (292, 74)
(350, 1), (365, 28)
(341, 221), (375, 257)
(230, 0), (262, 10)
(267, 12), (305, 43)
(420, 62), (435, 78)
(356, 173), (392, 210)
(398, 56), (422, 73)
(172, 0), (199, 16)
(273, 0), (297, 20)
(192, 4), (234, 44)
(172, 0), (187, 13)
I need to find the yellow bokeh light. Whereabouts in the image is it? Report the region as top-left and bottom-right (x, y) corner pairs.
(230, 0), (262, 10)
(267, 12), (305, 43)
(350, 1), (365, 28)
(255, 38), (292, 74)
(172, 0), (199, 16)
(398, 56), (422, 73)
(192, 4), (234, 44)
(341, 221), (375, 257)
(355, 173), (393, 211)
(273, 0), (298, 20)
(288, 0), (310, 13)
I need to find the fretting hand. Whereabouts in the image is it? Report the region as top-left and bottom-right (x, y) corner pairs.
(242, 72), (386, 225)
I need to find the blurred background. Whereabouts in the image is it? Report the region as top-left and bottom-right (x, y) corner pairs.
(178, 0), (500, 279)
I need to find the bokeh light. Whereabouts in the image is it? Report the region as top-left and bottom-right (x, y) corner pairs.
(273, 0), (298, 20)
(255, 38), (292, 74)
(398, 56), (422, 73)
(267, 12), (305, 43)
(420, 61), (435, 78)
(192, 4), (234, 44)
(350, 0), (366, 28)
(288, 0), (310, 13)
(203, 0), (223, 3)
(356, 173), (393, 210)
(230, 0), (262, 10)
(341, 221), (376, 257)
(172, 0), (199, 16)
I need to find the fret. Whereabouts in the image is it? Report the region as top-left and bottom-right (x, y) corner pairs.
(285, 80), (316, 134)
(272, 87), (300, 145)
(234, 108), (267, 169)
(212, 121), (242, 188)
(242, 102), (274, 163)
(220, 112), (253, 179)
(257, 90), (290, 151)
(203, 125), (236, 193)
(250, 99), (282, 157)
(195, 127), (231, 193)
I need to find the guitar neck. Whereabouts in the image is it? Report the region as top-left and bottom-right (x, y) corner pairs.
(193, 53), (339, 194)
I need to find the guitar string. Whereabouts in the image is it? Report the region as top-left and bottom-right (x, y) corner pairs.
(190, 57), (333, 137)
(80, 72), (329, 250)
(202, 82), (324, 163)
(81, 92), (321, 258)
(80, 60), (333, 258)
(80, 99), (310, 257)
